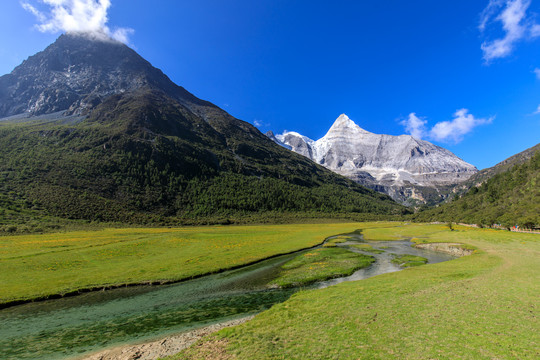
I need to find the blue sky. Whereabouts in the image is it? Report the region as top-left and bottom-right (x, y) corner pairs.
(1, 0), (540, 169)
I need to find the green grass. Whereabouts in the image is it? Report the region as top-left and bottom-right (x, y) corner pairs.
(390, 254), (428, 267)
(176, 222), (540, 360)
(349, 243), (385, 254)
(268, 248), (375, 288)
(0, 223), (362, 305)
(360, 221), (414, 240)
(321, 235), (349, 247)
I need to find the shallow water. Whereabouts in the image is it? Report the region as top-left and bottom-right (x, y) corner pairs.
(317, 233), (455, 287)
(0, 233), (455, 360)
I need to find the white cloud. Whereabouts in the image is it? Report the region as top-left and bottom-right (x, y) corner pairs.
(253, 119), (271, 128)
(429, 109), (494, 143)
(534, 68), (540, 79)
(479, 0), (540, 62)
(479, 0), (505, 32)
(400, 113), (427, 139)
(21, 0), (133, 44)
(110, 28), (134, 44)
(533, 104), (540, 114)
(530, 23), (540, 36)
(21, 2), (47, 22)
(402, 109), (493, 143)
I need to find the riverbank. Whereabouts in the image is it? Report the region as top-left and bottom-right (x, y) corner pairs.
(0, 237), (325, 310)
(175, 223), (540, 359)
(413, 242), (475, 257)
(0, 223), (362, 307)
(77, 230), (453, 360)
(79, 316), (254, 360)
(1, 223), (461, 360)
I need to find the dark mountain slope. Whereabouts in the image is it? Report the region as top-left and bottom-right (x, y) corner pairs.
(414, 145), (540, 228)
(0, 33), (406, 225)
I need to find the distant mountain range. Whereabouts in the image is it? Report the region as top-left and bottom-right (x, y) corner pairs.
(0, 33), (406, 226)
(268, 114), (477, 205)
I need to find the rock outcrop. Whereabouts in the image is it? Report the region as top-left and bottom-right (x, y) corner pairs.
(414, 242), (474, 257)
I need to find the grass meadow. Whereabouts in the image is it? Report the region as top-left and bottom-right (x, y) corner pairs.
(0, 223), (361, 305)
(176, 222), (540, 360)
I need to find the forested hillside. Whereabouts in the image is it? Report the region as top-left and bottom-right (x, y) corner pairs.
(414, 148), (540, 228)
(0, 97), (406, 227)
(0, 34), (407, 229)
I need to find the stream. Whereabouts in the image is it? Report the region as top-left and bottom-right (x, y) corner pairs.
(0, 232), (455, 360)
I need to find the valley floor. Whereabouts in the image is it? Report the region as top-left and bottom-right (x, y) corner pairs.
(174, 223), (540, 360)
(1, 222), (538, 360)
(0, 223), (361, 306)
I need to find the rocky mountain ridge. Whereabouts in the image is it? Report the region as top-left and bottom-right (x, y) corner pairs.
(0, 33), (225, 122)
(269, 114), (477, 205)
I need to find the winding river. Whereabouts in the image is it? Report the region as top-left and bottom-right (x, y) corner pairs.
(0, 232), (455, 360)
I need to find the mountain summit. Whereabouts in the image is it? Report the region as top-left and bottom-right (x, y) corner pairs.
(0, 33), (216, 119)
(271, 114), (477, 205)
(325, 114), (369, 135)
(0, 34), (405, 223)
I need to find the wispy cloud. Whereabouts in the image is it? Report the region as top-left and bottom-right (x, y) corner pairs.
(21, 0), (133, 44)
(253, 119), (271, 128)
(533, 104), (540, 114)
(400, 113), (427, 140)
(479, 0), (540, 62)
(534, 68), (540, 79)
(402, 109), (494, 143)
(479, 0), (505, 32)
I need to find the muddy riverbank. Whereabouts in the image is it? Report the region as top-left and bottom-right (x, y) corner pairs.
(80, 316), (254, 360)
(414, 242), (474, 257)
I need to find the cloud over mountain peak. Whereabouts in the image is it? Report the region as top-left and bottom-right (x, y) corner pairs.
(21, 0), (133, 44)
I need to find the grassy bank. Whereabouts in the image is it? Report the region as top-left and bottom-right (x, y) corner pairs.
(0, 223), (362, 305)
(176, 223), (540, 360)
(391, 254), (428, 267)
(268, 248), (375, 288)
(349, 243), (385, 254)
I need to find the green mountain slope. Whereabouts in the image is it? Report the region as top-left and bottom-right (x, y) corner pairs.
(452, 143), (540, 195)
(414, 146), (540, 228)
(0, 35), (407, 227)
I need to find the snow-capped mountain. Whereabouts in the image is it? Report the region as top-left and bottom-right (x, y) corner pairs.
(269, 114), (477, 205)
